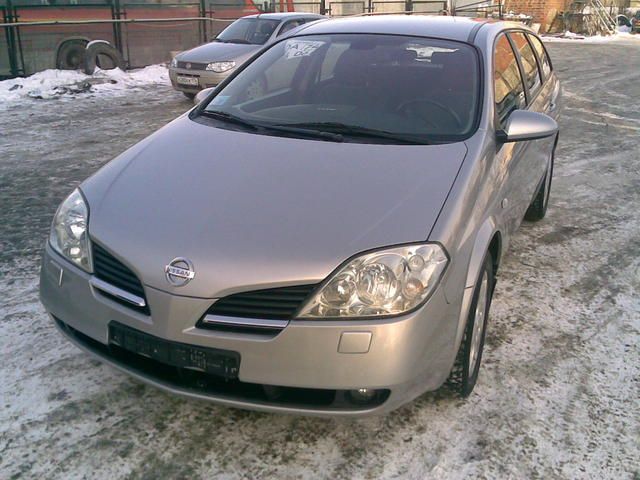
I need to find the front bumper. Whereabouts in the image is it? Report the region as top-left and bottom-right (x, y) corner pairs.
(40, 244), (461, 416)
(168, 67), (232, 93)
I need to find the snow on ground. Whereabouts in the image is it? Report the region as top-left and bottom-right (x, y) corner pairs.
(543, 31), (640, 43)
(0, 42), (639, 479)
(0, 64), (169, 104)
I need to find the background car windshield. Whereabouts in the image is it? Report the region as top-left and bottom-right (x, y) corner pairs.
(216, 18), (280, 45)
(202, 34), (480, 141)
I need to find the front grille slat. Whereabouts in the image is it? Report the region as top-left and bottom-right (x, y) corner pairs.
(92, 243), (149, 314)
(92, 261), (144, 287)
(200, 284), (317, 333)
(92, 262), (145, 293)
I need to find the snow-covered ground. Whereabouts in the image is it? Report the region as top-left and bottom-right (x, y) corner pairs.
(1, 42), (639, 479)
(0, 64), (169, 104)
(543, 31), (640, 43)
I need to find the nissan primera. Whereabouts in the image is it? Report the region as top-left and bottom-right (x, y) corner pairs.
(41, 16), (561, 416)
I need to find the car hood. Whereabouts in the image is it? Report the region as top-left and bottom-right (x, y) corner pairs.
(82, 117), (467, 298)
(177, 42), (260, 63)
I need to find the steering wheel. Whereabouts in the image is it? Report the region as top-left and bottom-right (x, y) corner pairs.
(396, 99), (463, 130)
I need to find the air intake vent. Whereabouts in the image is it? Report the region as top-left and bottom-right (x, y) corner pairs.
(92, 243), (149, 314)
(205, 284), (317, 321)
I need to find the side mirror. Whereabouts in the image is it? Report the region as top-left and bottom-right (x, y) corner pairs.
(194, 87), (216, 105)
(496, 110), (558, 143)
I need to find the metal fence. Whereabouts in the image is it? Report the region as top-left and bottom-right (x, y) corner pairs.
(1, 0), (505, 78)
(0, 0), (246, 77)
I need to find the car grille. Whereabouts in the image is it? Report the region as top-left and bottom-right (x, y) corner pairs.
(92, 243), (149, 314)
(198, 284), (318, 335)
(205, 284), (318, 320)
(176, 61), (207, 71)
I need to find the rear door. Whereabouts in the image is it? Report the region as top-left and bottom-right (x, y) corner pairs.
(508, 31), (557, 214)
(527, 32), (561, 123)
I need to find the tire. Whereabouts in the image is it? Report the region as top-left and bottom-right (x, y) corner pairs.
(56, 39), (88, 70)
(83, 41), (125, 75)
(183, 92), (196, 100)
(446, 254), (494, 397)
(524, 148), (555, 222)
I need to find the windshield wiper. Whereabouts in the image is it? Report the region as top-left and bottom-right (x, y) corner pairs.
(223, 38), (251, 44)
(200, 110), (260, 130)
(261, 124), (343, 142)
(199, 111), (343, 141)
(280, 122), (429, 145)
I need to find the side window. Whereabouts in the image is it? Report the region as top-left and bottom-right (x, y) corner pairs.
(278, 19), (303, 37)
(527, 33), (552, 79)
(509, 31), (542, 96)
(494, 34), (526, 125)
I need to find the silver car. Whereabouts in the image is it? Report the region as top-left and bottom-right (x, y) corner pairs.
(169, 12), (325, 99)
(41, 16), (561, 416)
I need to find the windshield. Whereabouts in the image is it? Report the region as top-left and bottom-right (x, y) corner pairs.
(200, 34), (480, 143)
(216, 18), (280, 45)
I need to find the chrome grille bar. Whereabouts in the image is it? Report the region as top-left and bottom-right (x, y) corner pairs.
(90, 277), (147, 308)
(202, 315), (288, 329)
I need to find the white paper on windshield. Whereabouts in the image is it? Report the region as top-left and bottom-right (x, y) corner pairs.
(284, 40), (325, 59)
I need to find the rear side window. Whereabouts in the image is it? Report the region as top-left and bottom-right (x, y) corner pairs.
(527, 33), (552, 78)
(494, 34), (526, 125)
(509, 31), (542, 97)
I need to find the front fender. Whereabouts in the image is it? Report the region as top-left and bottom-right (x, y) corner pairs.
(453, 218), (501, 355)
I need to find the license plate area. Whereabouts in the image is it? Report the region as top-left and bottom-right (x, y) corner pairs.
(176, 75), (199, 86)
(109, 322), (239, 379)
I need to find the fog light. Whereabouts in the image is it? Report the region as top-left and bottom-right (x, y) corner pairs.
(263, 385), (284, 401)
(349, 388), (377, 404)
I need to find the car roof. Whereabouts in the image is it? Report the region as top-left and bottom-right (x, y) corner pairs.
(290, 15), (530, 43)
(243, 12), (325, 20)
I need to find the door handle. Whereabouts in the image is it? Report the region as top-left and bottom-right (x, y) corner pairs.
(547, 102), (557, 113)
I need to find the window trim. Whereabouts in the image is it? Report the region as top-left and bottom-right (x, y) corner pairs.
(524, 33), (545, 85)
(493, 31), (527, 127)
(526, 32), (553, 82)
(505, 31), (534, 105)
(507, 29), (544, 102)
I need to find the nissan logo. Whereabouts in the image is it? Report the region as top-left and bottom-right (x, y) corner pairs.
(165, 257), (195, 286)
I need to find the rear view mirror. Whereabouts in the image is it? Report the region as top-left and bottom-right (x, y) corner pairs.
(194, 87), (216, 105)
(497, 110), (558, 143)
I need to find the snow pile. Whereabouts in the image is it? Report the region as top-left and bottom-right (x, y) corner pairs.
(543, 31), (640, 43)
(0, 64), (170, 103)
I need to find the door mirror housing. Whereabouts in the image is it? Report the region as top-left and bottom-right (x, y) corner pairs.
(194, 87), (216, 105)
(496, 110), (558, 143)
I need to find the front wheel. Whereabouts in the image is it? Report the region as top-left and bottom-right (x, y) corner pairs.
(446, 254), (494, 397)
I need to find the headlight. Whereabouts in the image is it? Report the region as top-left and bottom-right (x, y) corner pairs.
(298, 243), (448, 319)
(49, 189), (92, 272)
(170, 57), (178, 68)
(206, 61), (236, 73)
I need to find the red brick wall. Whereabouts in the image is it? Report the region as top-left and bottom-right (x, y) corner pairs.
(503, 0), (569, 32)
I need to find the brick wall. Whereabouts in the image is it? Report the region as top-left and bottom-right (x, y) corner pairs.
(503, 0), (570, 32)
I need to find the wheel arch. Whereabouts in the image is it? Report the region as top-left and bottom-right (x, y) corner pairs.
(465, 218), (502, 289)
(451, 219), (502, 366)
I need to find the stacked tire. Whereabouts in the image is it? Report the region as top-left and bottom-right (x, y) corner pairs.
(55, 39), (125, 74)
